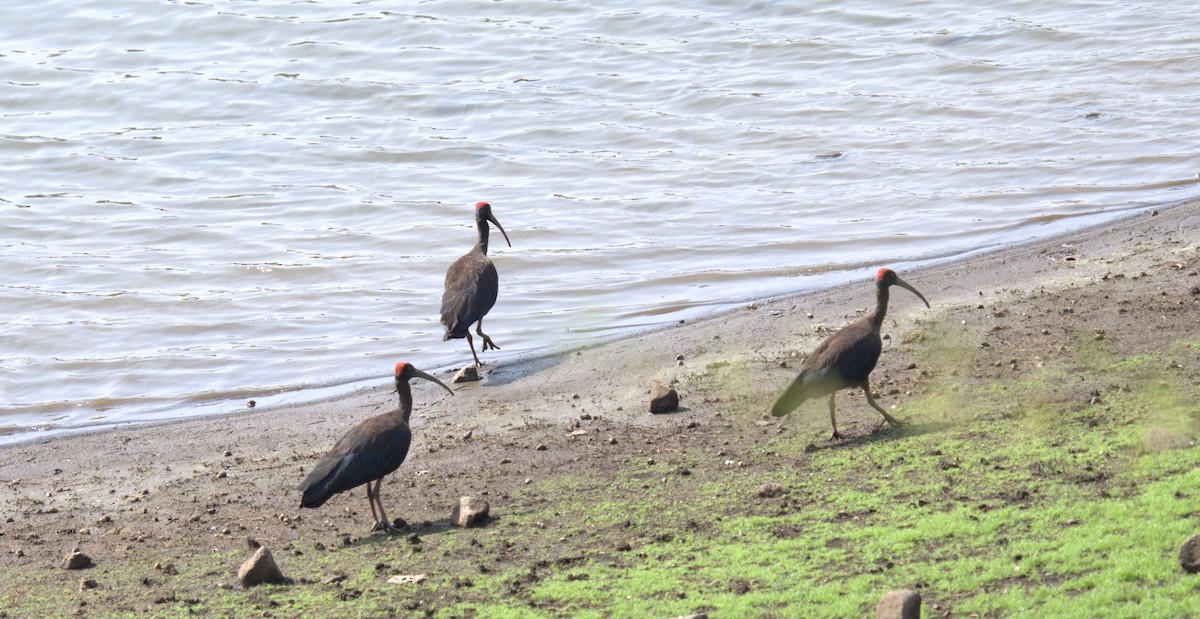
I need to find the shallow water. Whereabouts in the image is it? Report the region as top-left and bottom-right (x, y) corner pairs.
(2, 0), (1198, 442)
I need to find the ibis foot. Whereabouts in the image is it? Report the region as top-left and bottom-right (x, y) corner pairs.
(480, 334), (500, 352)
(371, 520), (403, 535)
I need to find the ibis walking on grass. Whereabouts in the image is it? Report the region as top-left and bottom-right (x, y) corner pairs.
(771, 268), (929, 439)
(298, 362), (453, 533)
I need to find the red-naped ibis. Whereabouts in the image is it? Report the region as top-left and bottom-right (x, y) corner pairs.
(771, 268), (929, 439)
(440, 201), (511, 367)
(298, 362), (452, 533)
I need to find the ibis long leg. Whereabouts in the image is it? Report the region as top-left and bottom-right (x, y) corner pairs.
(862, 380), (901, 426)
(828, 395), (843, 440)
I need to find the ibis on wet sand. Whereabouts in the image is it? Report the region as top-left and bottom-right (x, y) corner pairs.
(441, 201), (511, 367)
(298, 362), (453, 533)
(771, 268), (929, 439)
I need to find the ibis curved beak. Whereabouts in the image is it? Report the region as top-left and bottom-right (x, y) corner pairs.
(893, 276), (930, 308)
(487, 212), (511, 248)
(411, 367), (454, 396)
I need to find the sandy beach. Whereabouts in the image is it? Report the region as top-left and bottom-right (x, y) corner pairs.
(2, 198), (1198, 617)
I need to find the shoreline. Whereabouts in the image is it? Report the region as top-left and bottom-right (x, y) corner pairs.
(2, 196), (1198, 616)
(2, 198), (1189, 449)
(3, 195), (1196, 481)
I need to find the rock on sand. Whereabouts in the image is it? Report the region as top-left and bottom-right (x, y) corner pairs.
(649, 381), (679, 414)
(237, 546), (287, 587)
(451, 496), (490, 527)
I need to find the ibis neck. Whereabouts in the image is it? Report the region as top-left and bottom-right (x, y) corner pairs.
(869, 284), (890, 327)
(395, 379), (414, 423)
(476, 216), (490, 255)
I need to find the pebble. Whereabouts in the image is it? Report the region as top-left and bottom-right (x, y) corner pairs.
(387, 574), (427, 585)
(62, 549), (93, 570)
(451, 365), (481, 383)
(237, 546), (287, 587)
(1180, 535), (1200, 573)
(757, 483), (786, 498)
(451, 496), (490, 528)
(876, 589), (921, 619)
(649, 382), (680, 414)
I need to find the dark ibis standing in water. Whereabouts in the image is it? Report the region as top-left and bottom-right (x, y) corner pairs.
(298, 362), (452, 533)
(771, 268), (929, 439)
(440, 201), (511, 367)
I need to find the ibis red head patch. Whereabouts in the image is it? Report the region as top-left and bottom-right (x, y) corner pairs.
(394, 361), (410, 377)
(475, 201), (490, 210)
(876, 267), (893, 282)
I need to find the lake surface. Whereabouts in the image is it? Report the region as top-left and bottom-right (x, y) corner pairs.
(2, 0), (1198, 443)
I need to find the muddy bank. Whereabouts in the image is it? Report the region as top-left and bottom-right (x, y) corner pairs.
(1, 199), (1197, 617)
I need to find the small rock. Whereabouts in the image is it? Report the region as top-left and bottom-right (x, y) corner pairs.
(79, 577), (99, 591)
(387, 574), (427, 585)
(670, 614), (708, 619)
(535, 444), (547, 451)
(246, 400), (256, 408)
(452, 366), (481, 383)
(876, 589), (921, 619)
(758, 483), (786, 498)
(1180, 535), (1200, 573)
(321, 573), (346, 585)
(62, 549), (93, 570)
(451, 497), (490, 528)
(649, 382), (679, 414)
(237, 546), (287, 587)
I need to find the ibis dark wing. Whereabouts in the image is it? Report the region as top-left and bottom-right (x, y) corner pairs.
(298, 416), (412, 508)
(818, 320), (882, 382)
(440, 252), (498, 338)
(771, 318), (881, 416)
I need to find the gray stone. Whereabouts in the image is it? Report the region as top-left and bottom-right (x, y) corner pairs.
(876, 589), (921, 619)
(452, 365), (480, 383)
(757, 483), (786, 498)
(237, 546), (286, 587)
(62, 549), (92, 570)
(670, 615), (708, 619)
(451, 496), (490, 528)
(649, 382), (679, 414)
(1180, 534), (1200, 573)
(79, 577), (98, 591)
